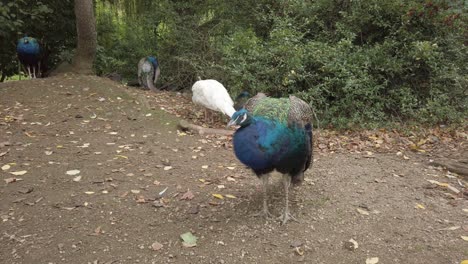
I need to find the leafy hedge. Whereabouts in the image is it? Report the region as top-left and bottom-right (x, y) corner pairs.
(218, 0), (467, 127)
(95, 0), (467, 127)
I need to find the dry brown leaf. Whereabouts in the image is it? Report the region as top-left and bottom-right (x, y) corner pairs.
(151, 241), (163, 251)
(5, 177), (22, 184)
(181, 190), (195, 200)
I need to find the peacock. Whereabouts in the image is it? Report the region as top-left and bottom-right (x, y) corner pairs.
(234, 91), (251, 111)
(191, 79), (236, 123)
(138, 56), (160, 92)
(227, 95), (313, 224)
(16, 36), (41, 79)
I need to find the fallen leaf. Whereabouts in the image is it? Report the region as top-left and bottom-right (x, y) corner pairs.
(348, 238), (359, 249)
(84, 191), (95, 195)
(226, 167), (235, 170)
(180, 232), (198, 247)
(415, 203), (425, 209)
(427, 179), (440, 185)
(94, 226), (102, 235)
(357, 208), (369, 215)
(1, 164), (10, 171)
(225, 194), (236, 199)
(181, 190), (195, 200)
(212, 194), (224, 199)
(66, 170), (80, 176)
(202, 165), (208, 169)
(10, 170), (27, 176)
(136, 196), (146, 203)
(437, 226), (460, 231)
(366, 257), (379, 264)
(294, 247), (304, 256)
(5, 177), (22, 184)
(131, 190), (140, 194)
(447, 185), (460, 194)
(151, 241), (163, 251)
(462, 236), (468, 242)
(45, 151), (53, 155)
(73, 176), (82, 182)
(164, 166), (173, 171)
(460, 260), (468, 264)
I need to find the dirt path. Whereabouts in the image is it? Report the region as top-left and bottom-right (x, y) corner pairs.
(0, 76), (466, 264)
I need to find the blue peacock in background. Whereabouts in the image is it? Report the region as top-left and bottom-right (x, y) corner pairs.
(16, 36), (41, 79)
(138, 56), (160, 92)
(228, 94), (313, 224)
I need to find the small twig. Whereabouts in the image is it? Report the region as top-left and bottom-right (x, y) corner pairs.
(178, 120), (234, 136)
(310, 106), (320, 131)
(3, 232), (26, 244)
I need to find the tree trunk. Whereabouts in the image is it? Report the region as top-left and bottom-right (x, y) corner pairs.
(71, 0), (96, 75)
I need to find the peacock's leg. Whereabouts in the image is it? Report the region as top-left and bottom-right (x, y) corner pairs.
(27, 66), (32, 79)
(32, 65), (36, 78)
(252, 174), (273, 219)
(278, 174), (298, 224)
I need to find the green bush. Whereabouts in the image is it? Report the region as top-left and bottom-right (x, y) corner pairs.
(217, 0), (467, 128)
(95, 0), (467, 128)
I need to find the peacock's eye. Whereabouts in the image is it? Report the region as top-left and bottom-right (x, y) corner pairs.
(240, 113), (248, 124)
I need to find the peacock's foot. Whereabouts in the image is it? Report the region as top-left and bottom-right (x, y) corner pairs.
(278, 211), (299, 225)
(251, 209), (274, 219)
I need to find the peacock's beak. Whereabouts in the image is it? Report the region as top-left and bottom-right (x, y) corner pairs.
(226, 119), (236, 128)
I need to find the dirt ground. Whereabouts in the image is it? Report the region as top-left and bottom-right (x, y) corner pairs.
(0, 75), (466, 264)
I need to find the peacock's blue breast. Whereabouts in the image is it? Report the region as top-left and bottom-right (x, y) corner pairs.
(233, 117), (308, 174)
(17, 38), (40, 55)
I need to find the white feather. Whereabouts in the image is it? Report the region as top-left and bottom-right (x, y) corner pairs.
(191, 79), (236, 117)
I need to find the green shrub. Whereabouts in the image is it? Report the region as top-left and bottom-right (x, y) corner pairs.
(95, 0), (467, 128)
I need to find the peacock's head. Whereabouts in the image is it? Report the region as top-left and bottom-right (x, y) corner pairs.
(147, 56), (158, 67)
(235, 91), (250, 101)
(227, 109), (252, 128)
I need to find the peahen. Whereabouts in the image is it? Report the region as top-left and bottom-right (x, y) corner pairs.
(16, 36), (41, 79)
(192, 79), (236, 123)
(227, 95), (313, 224)
(138, 56), (160, 92)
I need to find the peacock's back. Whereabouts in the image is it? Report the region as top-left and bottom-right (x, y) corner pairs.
(244, 94), (312, 127)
